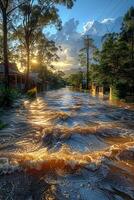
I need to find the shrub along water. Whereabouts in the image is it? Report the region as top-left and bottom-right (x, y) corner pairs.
(0, 88), (20, 107)
(27, 87), (37, 99)
(89, 7), (134, 102)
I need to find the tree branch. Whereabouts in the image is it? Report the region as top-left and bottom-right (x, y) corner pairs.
(7, 1), (27, 16)
(0, 0), (4, 11)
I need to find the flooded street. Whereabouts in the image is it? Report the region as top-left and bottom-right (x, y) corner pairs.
(0, 87), (134, 200)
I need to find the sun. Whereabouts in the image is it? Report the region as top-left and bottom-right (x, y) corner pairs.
(31, 59), (38, 64)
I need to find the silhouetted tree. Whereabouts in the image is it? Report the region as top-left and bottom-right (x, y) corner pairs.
(0, 0), (26, 88)
(14, 0), (75, 90)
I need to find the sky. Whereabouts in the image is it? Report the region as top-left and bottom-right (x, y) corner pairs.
(57, 0), (134, 32)
(46, 0), (134, 72)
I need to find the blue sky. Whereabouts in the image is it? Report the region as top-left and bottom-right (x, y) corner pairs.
(57, 0), (134, 32)
(45, 0), (134, 71)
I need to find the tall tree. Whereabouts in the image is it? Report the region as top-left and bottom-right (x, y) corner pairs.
(14, 0), (75, 90)
(68, 72), (83, 88)
(91, 33), (130, 86)
(31, 31), (60, 90)
(0, 0), (75, 89)
(0, 0), (26, 88)
(122, 6), (134, 63)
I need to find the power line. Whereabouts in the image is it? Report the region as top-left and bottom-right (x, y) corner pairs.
(97, 0), (121, 22)
(93, 0), (123, 34)
(96, 0), (112, 21)
(110, 0), (129, 32)
(103, 0), (128, 33)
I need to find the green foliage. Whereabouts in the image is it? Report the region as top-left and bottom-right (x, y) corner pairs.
(91, 33), (130, 85)
(89, 7), (134, 101)
(0, 88), (20, 107)
(110, 84), (130, 100)
(122, 6), (134, 32)
(47, 70), (66, 89)
(90, 7), (134, 92)
(110, 85), (121, 100)
(90, 64), (105, 86)
(67, 72), (83, 88)
(27, 87), (37, 98)
(32, 32), (60, 71)
(0, 0), (76, 90)
(13, 0), (75, 65)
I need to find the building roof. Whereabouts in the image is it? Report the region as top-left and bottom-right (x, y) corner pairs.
(0, 63), (22, 75)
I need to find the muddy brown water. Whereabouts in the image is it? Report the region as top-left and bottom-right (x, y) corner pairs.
(0, 87), (134, 200)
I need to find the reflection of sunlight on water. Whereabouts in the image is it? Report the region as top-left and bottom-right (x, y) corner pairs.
(24, 97), (73, 126)
(0, 145), (108, 174)
(60, 90), (73, 106)
(0, 88), (134, 199)
(1, 105), (134, 174)
(0, 129), (134, 176)
(109, 99), (134, 110)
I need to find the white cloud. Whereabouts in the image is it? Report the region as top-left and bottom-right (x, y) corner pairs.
(83, 20), (94, 33)
(101, 18), (115, 24)
(49, 18), (83, 71)
(48, 17), (121, 73)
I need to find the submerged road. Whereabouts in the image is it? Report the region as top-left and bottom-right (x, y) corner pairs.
(0, 87), (134, 200)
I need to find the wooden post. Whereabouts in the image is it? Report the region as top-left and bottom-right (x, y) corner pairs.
(109, 87), (112, 101)
(99, 87), (104, 97)
(92, 84), (96, 96)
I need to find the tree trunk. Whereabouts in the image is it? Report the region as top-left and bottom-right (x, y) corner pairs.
(3, 10), (9, 89)
(25, 43), (30, 91)
(132, 31), (134, 63)
(86, 47), (89, 90)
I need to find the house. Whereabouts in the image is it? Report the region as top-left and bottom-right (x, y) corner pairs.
(0, 63), (25, 90)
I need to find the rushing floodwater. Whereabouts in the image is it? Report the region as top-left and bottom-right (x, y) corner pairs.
(0, 87), (134, 200)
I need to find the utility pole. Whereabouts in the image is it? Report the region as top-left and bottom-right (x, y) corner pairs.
(84, 35), (90, 90)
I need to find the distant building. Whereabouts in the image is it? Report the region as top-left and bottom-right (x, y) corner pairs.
(0, 63), (25, 90)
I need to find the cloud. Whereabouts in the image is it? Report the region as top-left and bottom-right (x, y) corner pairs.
(48, 17), (122, 73)
(101, 18), (115, 24)
(83, 20), (94, 33)
(49, 18), (83, 71)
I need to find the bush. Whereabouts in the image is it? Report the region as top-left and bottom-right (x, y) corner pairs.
(0, 88), (20, 107)
(27, 87), (37, 98)
(110, 84), (128, 101)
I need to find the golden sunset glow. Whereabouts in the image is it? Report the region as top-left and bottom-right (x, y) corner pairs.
(16, 62), (25, 73)
(31, 59), (38, 64)
(52, 61), (71, 68)
(0, 0), (133, 199)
